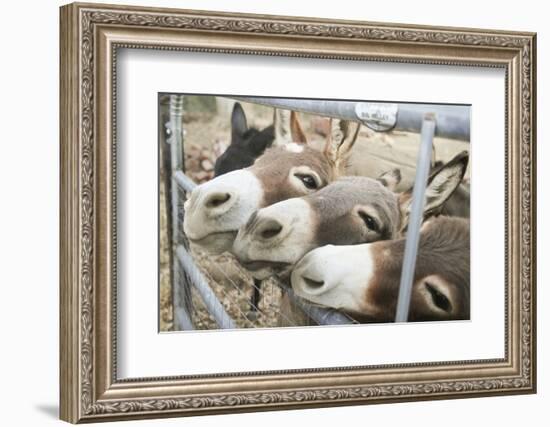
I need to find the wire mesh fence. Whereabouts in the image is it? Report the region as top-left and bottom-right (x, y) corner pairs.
(175, 181), (360, 330)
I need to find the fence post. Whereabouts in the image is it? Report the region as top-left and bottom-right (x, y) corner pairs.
(394, 114), (436, 322)
(168, 94), (194, 330)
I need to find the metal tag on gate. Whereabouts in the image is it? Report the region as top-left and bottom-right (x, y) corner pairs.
(355, 102), (398, 132)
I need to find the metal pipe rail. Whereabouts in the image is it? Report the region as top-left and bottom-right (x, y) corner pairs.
(174, 170), (198, 193)
(167, 94), (192, 331)
(232, 96), (470, 142)
(395, 115), (435, 322)
(286, 289), (357, 325)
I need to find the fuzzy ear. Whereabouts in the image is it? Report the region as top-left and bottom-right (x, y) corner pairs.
(377, 168), (402, 192)
(273, 109), (291, 146)
(247, 125), (275, 155)
(423, 151), (469, 215)
(323, 119), (360, 172)
(231, 103), (248, 140)
(290, 111), (307, 144)
(273, 109), (307, 145)
(400, 151), (469, 225)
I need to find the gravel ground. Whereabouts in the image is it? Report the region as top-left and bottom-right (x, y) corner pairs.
(188, 250), (284, 329)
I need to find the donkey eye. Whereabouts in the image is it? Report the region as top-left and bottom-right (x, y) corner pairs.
(295, 173), (318, 190)
(425, 282), (452, 313)
(358, 211), (379, 232)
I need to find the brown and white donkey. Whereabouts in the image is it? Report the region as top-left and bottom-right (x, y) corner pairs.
(291, 216), (470, 322)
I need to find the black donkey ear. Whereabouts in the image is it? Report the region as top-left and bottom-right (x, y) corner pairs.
(248, 125), (275, 155)
(231, 102), (248, 140)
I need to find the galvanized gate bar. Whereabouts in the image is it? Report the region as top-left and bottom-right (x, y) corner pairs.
(174, 302), (195, 331)
(231, 96), (470, 141)
(176, 246), (236, 329)
(286, 289), (357, 325)
(394, 114), (436, 322)
(174, 170), (197, 193)
(168, 94), (195, 331)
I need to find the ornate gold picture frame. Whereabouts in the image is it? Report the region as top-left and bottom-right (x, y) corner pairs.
(60, 2), (536, 423)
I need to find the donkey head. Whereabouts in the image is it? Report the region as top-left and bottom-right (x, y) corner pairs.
(291, 216), (470, 322)
(183, 113), (359, 254)
(232, 151), (469, 279)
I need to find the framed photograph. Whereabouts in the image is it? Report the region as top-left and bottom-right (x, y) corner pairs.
(60, 2), (537, 423)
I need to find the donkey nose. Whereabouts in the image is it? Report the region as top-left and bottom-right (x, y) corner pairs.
(292, 269), (329, 297)
(204, 191), (231, 209)
(191, 190), (238, 217)
(301, 276), (325, 290)
(202, 191), (235, 215)
(291, 252), (332, 297)
(254, 218), (284, 241)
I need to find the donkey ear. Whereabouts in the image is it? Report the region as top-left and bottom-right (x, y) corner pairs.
(423, 151), (469, 215)
(400, 151), (469, 222)
(274, 109), (308, 145)
(377, 168), (402, 191)
(231, 102), (248, 139)
(273, 108), (291, 146)
(290, 111), (307, 144)
(324, 119), (360, 169)
(247, 124), (275, 155)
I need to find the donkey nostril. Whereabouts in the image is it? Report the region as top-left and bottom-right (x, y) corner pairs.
(302, 276), (325, 289)
(261, 226), (282, 239)
(257, 220), (283, 240)
(205, 192), (231, 209)
(262, 225), (283, 239)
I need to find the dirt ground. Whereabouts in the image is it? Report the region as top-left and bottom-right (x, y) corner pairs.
(159, 96), (470, 331)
